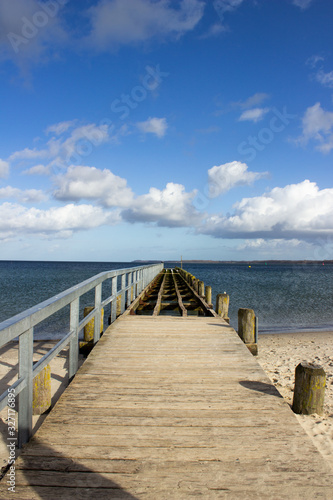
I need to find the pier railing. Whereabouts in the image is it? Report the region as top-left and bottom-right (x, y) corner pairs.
(0, 263), (163, 447)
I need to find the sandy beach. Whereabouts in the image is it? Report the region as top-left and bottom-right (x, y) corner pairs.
(257, 331), (333, 470)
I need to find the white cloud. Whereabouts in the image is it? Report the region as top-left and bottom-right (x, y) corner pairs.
(306, 55), (324, 69)
(0, 202), (119, 240)
(86, 0), (205, 49)
(292, 0), (313, 9)
(234, 93), (270, 109)
(297, 102), (333, 153)
(201, 180), (333, 240)
(315, 70), (333, 88)
(23, 164), (51, 175)
(122, 182), (202, 227)
(136, 117), (168, 138)
(0, 159), (10, 178)
(238, 238), (305, 251)
(0, 186), (47, 203)
(213, 0), (244, 21)
(9, 122), (114, 171)
(208, 161), (268, 197)
(9, 147), (49, 161)
(239, 107), (270, 123)
(53, 166), (134, 207)
(46, 120), (77, 136)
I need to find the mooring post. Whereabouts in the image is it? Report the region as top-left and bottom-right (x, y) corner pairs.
(292, 362), (326, 415)
(216, 293), (230, 323)
(205, 285), (212, 307)
(198, 281), (205, 297)
(237, 308), (258, 355)
(32, 364), (51, 415)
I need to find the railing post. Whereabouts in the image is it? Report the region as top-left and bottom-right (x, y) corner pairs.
(127, 272), (132, 307)
(94, 283), (102, 343)
(69, 298), (79, 380)
(18, 327), (33, 448)
(121, 274), (126, 314)
(111, 276), (117, 323)
(133, 270), (137, 300)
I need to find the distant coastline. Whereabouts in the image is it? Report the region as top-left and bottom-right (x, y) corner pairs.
(132, 259), (333, 265)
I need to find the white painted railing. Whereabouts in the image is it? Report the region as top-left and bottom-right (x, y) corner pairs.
(0, 263), (163, 447)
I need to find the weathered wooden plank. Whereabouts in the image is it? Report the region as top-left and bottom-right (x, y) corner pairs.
(1, 314), (333, 499)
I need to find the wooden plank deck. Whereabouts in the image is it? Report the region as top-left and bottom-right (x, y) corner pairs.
(2, 316), (333, 499)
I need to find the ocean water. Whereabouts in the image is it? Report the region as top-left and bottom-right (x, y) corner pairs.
(179, 262), (333, 334)
(0, 260), (332, 339)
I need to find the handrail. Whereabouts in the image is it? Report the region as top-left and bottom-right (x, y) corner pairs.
(0, 262), (164, 446)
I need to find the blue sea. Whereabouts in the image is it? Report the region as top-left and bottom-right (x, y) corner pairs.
(0, 260), (332, 339)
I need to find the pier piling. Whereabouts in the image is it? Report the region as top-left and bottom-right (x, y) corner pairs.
(292, 362), (326, 415)
(237, 307), (258, 355)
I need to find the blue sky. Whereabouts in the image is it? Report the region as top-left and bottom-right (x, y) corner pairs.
(0, 0), (333, 262)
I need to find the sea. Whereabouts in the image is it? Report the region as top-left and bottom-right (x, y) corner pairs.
(0, 260), (332, 339)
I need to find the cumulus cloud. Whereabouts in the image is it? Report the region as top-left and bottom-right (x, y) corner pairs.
(0, 159), (10, 178)
(239, 107), (270, 123)
(0, 186), (47, 203)
(136, 117), (168, 138)
(207, 161), (268, 197)
(122, 182), (202, 227)
(292, 0), (313, 9)
(296, 102), (333, 153)
(53, 165), (134, 207)
(86, 0), (205, 49)
(200, 180), (333, 240)
(0, 202), (119, 240)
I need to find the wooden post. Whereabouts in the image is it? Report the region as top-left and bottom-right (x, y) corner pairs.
(238, 308), (258, 355)
(292, 362), (326, 415)
(84, 306), (104, 342)
(198, 281), (205, 297)
(216, 293), (230, 323)
(32, 364), (51, 415)
(205, 286), (212, 307)
(116, 295), (122, 317)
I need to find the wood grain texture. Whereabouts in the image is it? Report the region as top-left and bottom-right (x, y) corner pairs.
(1, 315), (333, 499)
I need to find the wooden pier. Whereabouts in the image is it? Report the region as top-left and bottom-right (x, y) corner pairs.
(1, 266), (333, 498)
(2, 314), (333, 498)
